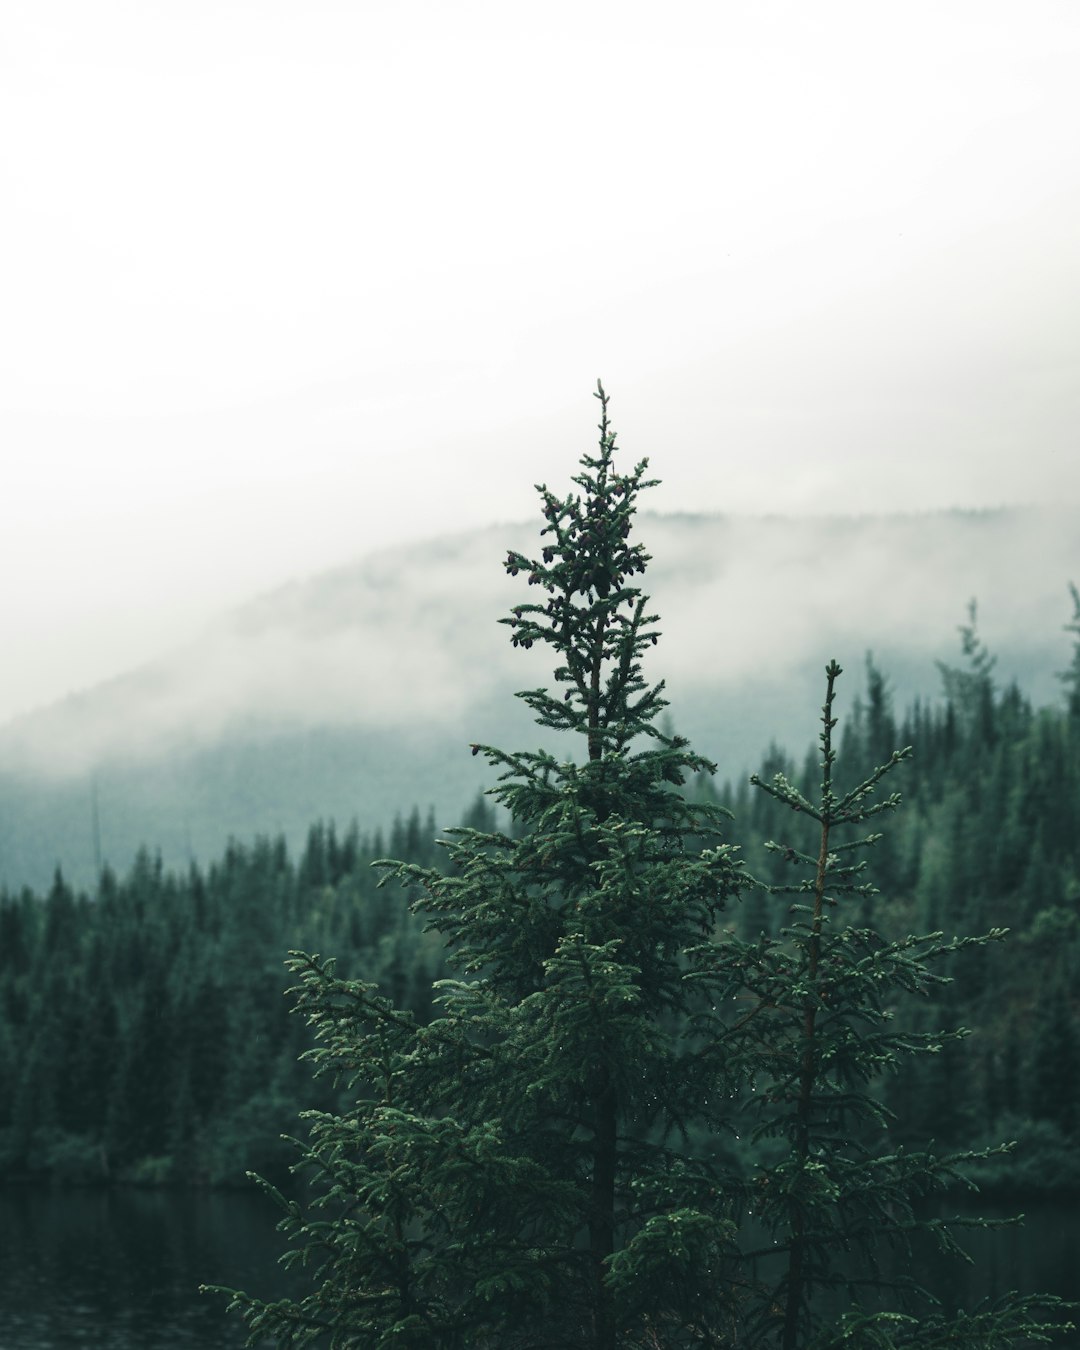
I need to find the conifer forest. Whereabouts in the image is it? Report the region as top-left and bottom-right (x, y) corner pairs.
(3, 390), (1079, 1346)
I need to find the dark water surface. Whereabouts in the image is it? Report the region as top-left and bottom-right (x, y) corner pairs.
(1, 1187), (1076, 1348)
(0, 1187), (294, 1349)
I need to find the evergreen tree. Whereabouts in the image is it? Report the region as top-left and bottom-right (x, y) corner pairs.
(214, 385), (747, 1346)
(1059, 582), (1080, 720)
(1026, 984), (1079, 1137)
(717, 663), (1066, 1347)
(935, 601), (998, 753)
(212, 388), (1069, 1348)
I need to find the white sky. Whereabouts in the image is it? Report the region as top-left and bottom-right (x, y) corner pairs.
(2, 0), (1079, 726)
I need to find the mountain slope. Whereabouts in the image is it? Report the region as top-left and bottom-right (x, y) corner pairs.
(1, 507), (1074, 891)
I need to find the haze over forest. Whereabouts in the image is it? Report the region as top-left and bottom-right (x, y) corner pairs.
(1, 503), (1075, 892)
(4, 5), (1078, 880)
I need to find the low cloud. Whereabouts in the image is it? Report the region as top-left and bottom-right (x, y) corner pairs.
(2, 508), (1075, 781)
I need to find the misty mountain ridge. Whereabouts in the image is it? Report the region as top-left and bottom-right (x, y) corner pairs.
(1, 506), (1075, 892)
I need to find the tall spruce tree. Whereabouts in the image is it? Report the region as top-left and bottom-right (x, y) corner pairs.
(212, 387), (1070, 1348)
(216, 385), (747, 1347)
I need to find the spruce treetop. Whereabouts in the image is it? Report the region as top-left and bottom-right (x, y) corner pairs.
(501, 382), (663, 756)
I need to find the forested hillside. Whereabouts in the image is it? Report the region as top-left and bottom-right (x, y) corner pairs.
(1, 507), (1074, 894)
(0, 806), (462, 1187)
(704, 599), (1080, 1192)
(1, 599), (1077, 1194)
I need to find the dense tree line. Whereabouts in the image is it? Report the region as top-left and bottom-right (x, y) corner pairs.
(701, 595), (1080, 1192)
(0, 805), (467, 1186)
(2, 601), (1078, 1199)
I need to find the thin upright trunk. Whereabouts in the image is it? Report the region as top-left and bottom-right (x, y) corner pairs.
(782, 671), (837, 1350)
(587, 593), (616, 1348)
(592, 1076), (618, 1350)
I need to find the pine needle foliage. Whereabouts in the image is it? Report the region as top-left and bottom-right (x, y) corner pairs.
(713, 661), (1072, 1348)
(209, 388), (1072, 1348)
(211, 385), (748, 1348)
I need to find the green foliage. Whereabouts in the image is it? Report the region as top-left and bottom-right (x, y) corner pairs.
(215, 387), (748, 1347)
(2, 406), (1076, 1340)
(729, 591), (1080, 1199)
(1059, 582), (1080, 720)
(0, 819), (446, 1187)
(213, 389), (1071, 1347)
(720, 662), (1067, 1348)
(936, 600), (997, 741)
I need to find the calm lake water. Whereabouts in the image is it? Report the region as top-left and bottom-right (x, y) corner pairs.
(0, 1187), (294, 1349)
(0, 1187), (1076, 1348)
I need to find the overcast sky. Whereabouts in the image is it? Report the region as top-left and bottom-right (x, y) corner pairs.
(3, 0), (1078, 727)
